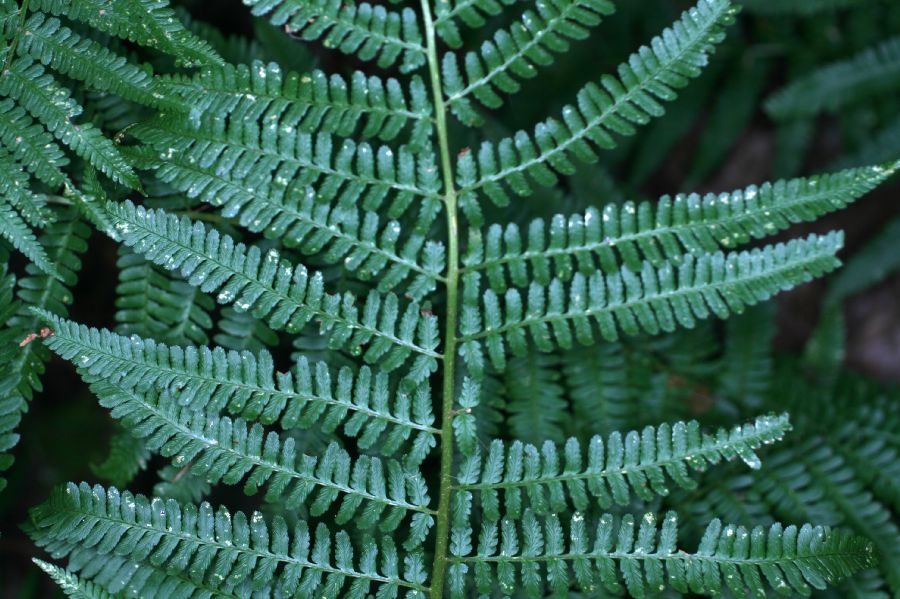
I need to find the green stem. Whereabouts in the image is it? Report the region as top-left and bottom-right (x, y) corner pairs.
(2, 0), (30, 73)
(420, 0), (459, 596)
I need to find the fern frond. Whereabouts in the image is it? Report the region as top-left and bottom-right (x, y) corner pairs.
(446, 510), (874, 598)
(766, 36), (900, 120)
(0, 57), (139, 188)
(502, 352), (567, 445)
(0, 98), (68, 187)
(434, 0), (523, 48)
(33, 559), (113, 599)
(89, 427), (149, 488)
(115, 248), (214, 346)
(456, 414), (789, 520)
(441, 0), (615, 126)
(242, 0), (426, 73)
(130, 116), (446, 298)
(29, 0), (223, 66)
(43, 376), (437, 538)
(16, 13), (178, 109)
(459, 232), (843, 373)
(157, 61), (434, 145)
(0, 150), (50, 226)
(0, 199), (57, 276)
(132, 111), (442, 210)
(462, 163), (896, 292)
(28, 482), (431, 597)
(215, 306), (279, 351)
(9, 210), (89, 398)
(40, 314), (439, 466)
(456, 0), (737, 216)
(718, 304), (775, 409)
(108, 202), (441, 380)
(0, 265), (22, 491)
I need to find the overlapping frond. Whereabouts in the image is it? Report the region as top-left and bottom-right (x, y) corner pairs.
(0, 57), (139, 188)
(214, 307), (279, 352)
(446, 510), (874, 598)
(43, 375), (436, 540)
(0, 212), (87, 491)
(242, 0), (426, 73)
(459, 232), (843, 373)
(434, 0), (523, 48)
(108, 201), (441, 380)
(130, 112), (444, 297)
(29, 0), (223, 66)
(16, 13), (178, 109)
(463, 163), (896, 292)
(157, 61), (434, 145)
(456, 0), (738, 219)
(0, 265), (22, 491)
(0, 98), (68, 187)
(456, 414), (789, 520)
(766, 35), (900, 120)
(0, 200), (57, 276)
(41, 314), (438, 466)
(28, 482), (431, 598)
(441, 0), (615, 125)
(116, 248), (214, 346)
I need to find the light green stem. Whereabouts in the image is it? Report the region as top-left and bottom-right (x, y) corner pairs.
(419, 0), (459, 596)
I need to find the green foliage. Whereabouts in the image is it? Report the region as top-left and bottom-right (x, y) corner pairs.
(3, 0), (897, 597)
(446, 511), (874, 598)
(766, 36), (900, 120)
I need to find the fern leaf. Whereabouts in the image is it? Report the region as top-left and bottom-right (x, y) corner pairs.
(718, 304), (775, 409)
(442, 0), (615, 126)
(215, 306), (279, 351)
(40, 314), (439, 466)
(115, 247), (214, 346)
(0, 212), (88, 489)
(0, 57), (139, 188)
(456, 414), (790, 520)
(132, 111), (442, 211)
(446, 510), (875, 598)
(89, 427), (149, 488)
(501, 352), (567, 445)
(242, 0), (426, 73)
(33, 559), (113, 599)
(107, 201), (441, 379)
(28, 482), (431, 597)
(0, 98), (68, 187)
(0, 266), (22, 491)
(0, 199), (58, 277)
(459, 232), (843, 373)
(130, 116), (445, 298)
(157, 60), (434, 144)
(29, 0), (224, 66)
(9, 210), (88, 398)
(0, 150), (50, 226)
(456, 0), (738, 214)
(766, 35), (900, 120)
(463, 163), (896, 291)
(434, 0), (524, 48)
(41, 374), (436, 537)
(17, 13), (179, 109)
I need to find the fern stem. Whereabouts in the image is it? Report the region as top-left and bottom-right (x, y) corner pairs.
(1, 0), (30, 73)
(420, 0), (459, 595)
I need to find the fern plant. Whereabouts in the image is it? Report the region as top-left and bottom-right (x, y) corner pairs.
(3, 0), (900, 597)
